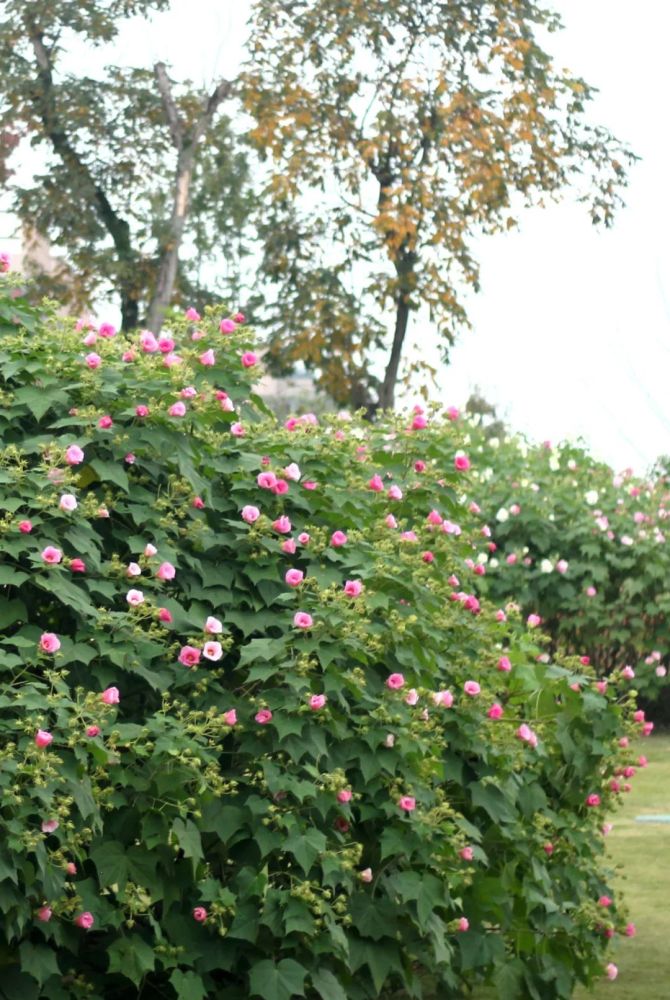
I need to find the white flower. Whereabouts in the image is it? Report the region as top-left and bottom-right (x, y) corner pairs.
(540, 559), (554, 573)
(489, 437), (500, 449)
(620, 535), (634, 546)
(585, 490), (599, 505)
(496, 507), (509, 522)
(476, 552), (488, 565)
(126, 589), (144, 606)
(489, 558), (499, 569)
(567, 459), (577, 470)
(59, 493), (77, 512)
(549, 456), (560, 471)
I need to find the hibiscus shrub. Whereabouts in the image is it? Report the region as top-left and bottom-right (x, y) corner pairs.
(0, 275), (647, 1000)
(462, 421), (670, 708)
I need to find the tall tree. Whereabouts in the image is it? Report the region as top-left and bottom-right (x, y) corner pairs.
(243, 0), (636, 409)
(0, 0), (247, 331)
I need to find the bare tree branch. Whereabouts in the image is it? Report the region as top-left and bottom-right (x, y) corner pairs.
(154, 61), (184, 150)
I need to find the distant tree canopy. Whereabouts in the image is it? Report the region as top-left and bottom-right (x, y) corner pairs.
(1, 0), (635, 403)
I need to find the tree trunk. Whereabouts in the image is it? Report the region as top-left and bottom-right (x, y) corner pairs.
(378, 292), (410, 411)
(144, 154), (194, 334)
(120, 289), (140, 331)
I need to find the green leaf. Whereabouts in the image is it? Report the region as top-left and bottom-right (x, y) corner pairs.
(311, 968), (347, 1000)
(172, 818), (203, 872)
(170, 970), (207, 1000)
(19, 941), (60, 986)
(0, 567), (28, 586)
(90, 840), (128, 888)
(249, 959), (307, 1000)
(283, 826), (326, 874)
(0, 598), (27, 630)
(90, 458), (130, 492)
(107, 935), (155, 986)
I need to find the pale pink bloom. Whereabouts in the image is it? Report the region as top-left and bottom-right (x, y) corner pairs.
(41, 818), (59, 833)
(586, 586), (597, 597)
(454, 454), (470, 471)
(185, 307), (201, 321)
(433, 690), (454, 707)
(621, 665), (635, 680)
(495, 610), (507, 622)
(331, 530), (348, 547)
(203, 641), (223, 661)
(181, 386), (197, 398)
(385, 514), (398, 529)
(143, 543), (157, 557)
(255, 709), (273, 724)
(359, 867), (373, 882)
(399, 795), (416, 812)
(66, 862), (77, 875)
(457, 917), (469, 932)
(298, 532), (310, 545)
(405, 688), (419, 706)
(384, 733), (395, 747)
(221, 397), (235, 412)
(527, 613), (541, 628)
(125, 453), (136, 464)
(122, 349), (136, 362)
(595, 680), (608, 695)
(386, 673), (405, 690)
(85, 352), (102, 369)
(37, 906), (52, 922)
(220, 318), (237, 333)
(337, 789), (352, 803)
(223, 709), (237, 725)
(448, 574), (460, 587)
(656, 665), (667, 677)
(459, 846), (474, 861)
(40, 632), (61, 653)
(126, 589), (144, 606)
(41, 546), (62, 564)
(498, 656), (512, 672)
(625, 922), (636, 937)
(163, 352), (182, 367)
(257, 471), (278, 489)
(75, 912), (94, 930)
(241, 505), (260, 523)
(598, 895), (613, 907)
(285, 568), (304, 587)
(231, 422), (245, 437)
(281, 538), (297, 554)
(283, 462), (301, 481)
(506, 553), (517, 565)
(127, 562), (141, 577)
(400, 530), (418, 542)
(65, 444), (85, 465)
(556, 559), (568, 574)
(309, 693), (327, 710)
(294, 611), (313, 629)
(369, 474), (384, 492)
(488, 703), (503, 719)
(168, 401), (186, 417)
(241, 351), (258, 368)
(178, 646), (201, 668)
(101, 687), (120, 705)
(388, 484), (403, 500)
(427, 509), (443, 525)
(273, 515), (292, 534)
(98, 322), (116, 338)
(35, 730), (53, 748)
(156, 561), (176, 580)
(343, 579), (363, 597)
(199, 349), (216, 366)
(605, 964), (618, 981)
(463, 681), (481, 697)
(205, 616), (223, 634)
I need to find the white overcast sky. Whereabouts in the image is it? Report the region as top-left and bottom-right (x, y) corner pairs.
(2, 0), (669, 473)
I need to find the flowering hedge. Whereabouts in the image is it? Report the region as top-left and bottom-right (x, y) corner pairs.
(0, 275), (647, 999)
(460, 421), (670, 707)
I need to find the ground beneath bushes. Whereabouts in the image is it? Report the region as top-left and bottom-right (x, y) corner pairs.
(464, 735), (670, 1000)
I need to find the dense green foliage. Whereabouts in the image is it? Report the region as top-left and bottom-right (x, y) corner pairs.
(464, 420), (670, 706)
(0, 277), (644, 999)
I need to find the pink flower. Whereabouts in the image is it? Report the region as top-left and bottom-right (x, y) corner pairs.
(337, 789), (352, 803)
(488, 703), (503, 719)
(497, 656), (512, 672)
(135, 404), (149, 418)
(459, 846), (474, 861)
(527, 613), (541, 628)
(181, 386), (197, 399)
(369, 474), (384, 492)
(273, 515), (292, 534)
(272, 478), (289, 495)
(331, 530), (348, 547)
(158, 607), (173, 623)
(40, 632), (61, 654)
(127, 562), (141, 577)
(605, 964), (618, 981)
(144, 543), (157, 557)
(220, 318), (237, 334)
(625, 922), (636, 937)
(203, 641), (223, 661)
(414, 460), (426, 472)
(343, 579), (363, 597)
(360, 867), (373, 882)
(386, 673), (405, 690)
(234, 312), (245, 323)
(385, 514), (398, 529)
(163, 352), (182, 367)
(41, 818), (59, 833)
(168, 401), (186, 417)
(192, 495), (205, 509)
(74, 912), (94, 930)
(309, 693), (327, 710)
(66, 862), (77, 876)
(516, 723), (538, 747)
(200, 349), (216, 366)
(185, 307), (201, 321)
(37, 906), (52, 922)
(283, 463), (301, 481)
(422, 551), (435, 563)
(586, 794), (601, 807)
(205, 616), (223, 634)
(495, 609), (507, 622)
(255, 709), (273, 724)
(257, 471), (278, 489)
(597, 895), (613, 908)
(388, 484), (403, 500)
(193, 906), (208, 923)
(85, 352), (102, 369)
(464, 681), (481, 697)
(98, 415), (113, 429)
(86, 725), (101, 737)
(285, 568), (304, 587)
(223, 709), (237, 726)
(298, 532), (310, 545)
(400, 530), (418, 542)
(399, 795), (416, 812)
(281, 538), (297, 554)
(98, 322), (116, 338)
(122, 349), (136, 362)
(156, 561), (175, 581)
(65, 444), (85, 465)
(405, 688), (419, 706)
(294, 611), (313, 629)
(35, 730), (53, 748)
(457, 917), (469, 932)
(18, 519), (33, 533)
(241, 351), (258, 368)
(101, 687), (120, 705)
(621, 665), (635, 680)
(178, 646), (201, 668)
(70, 558), (86, 573)
(556, 559), (568, 574)
(41, 546), (62, 564)
(242, 505), (260, 524)
(454, 454), (470, 471)
(411, 414), (427, 430)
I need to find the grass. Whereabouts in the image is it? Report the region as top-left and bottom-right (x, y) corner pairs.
(469, 735), (670, 1000)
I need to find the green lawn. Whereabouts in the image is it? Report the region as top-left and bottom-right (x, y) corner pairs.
(468, 735), (670, 1000)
